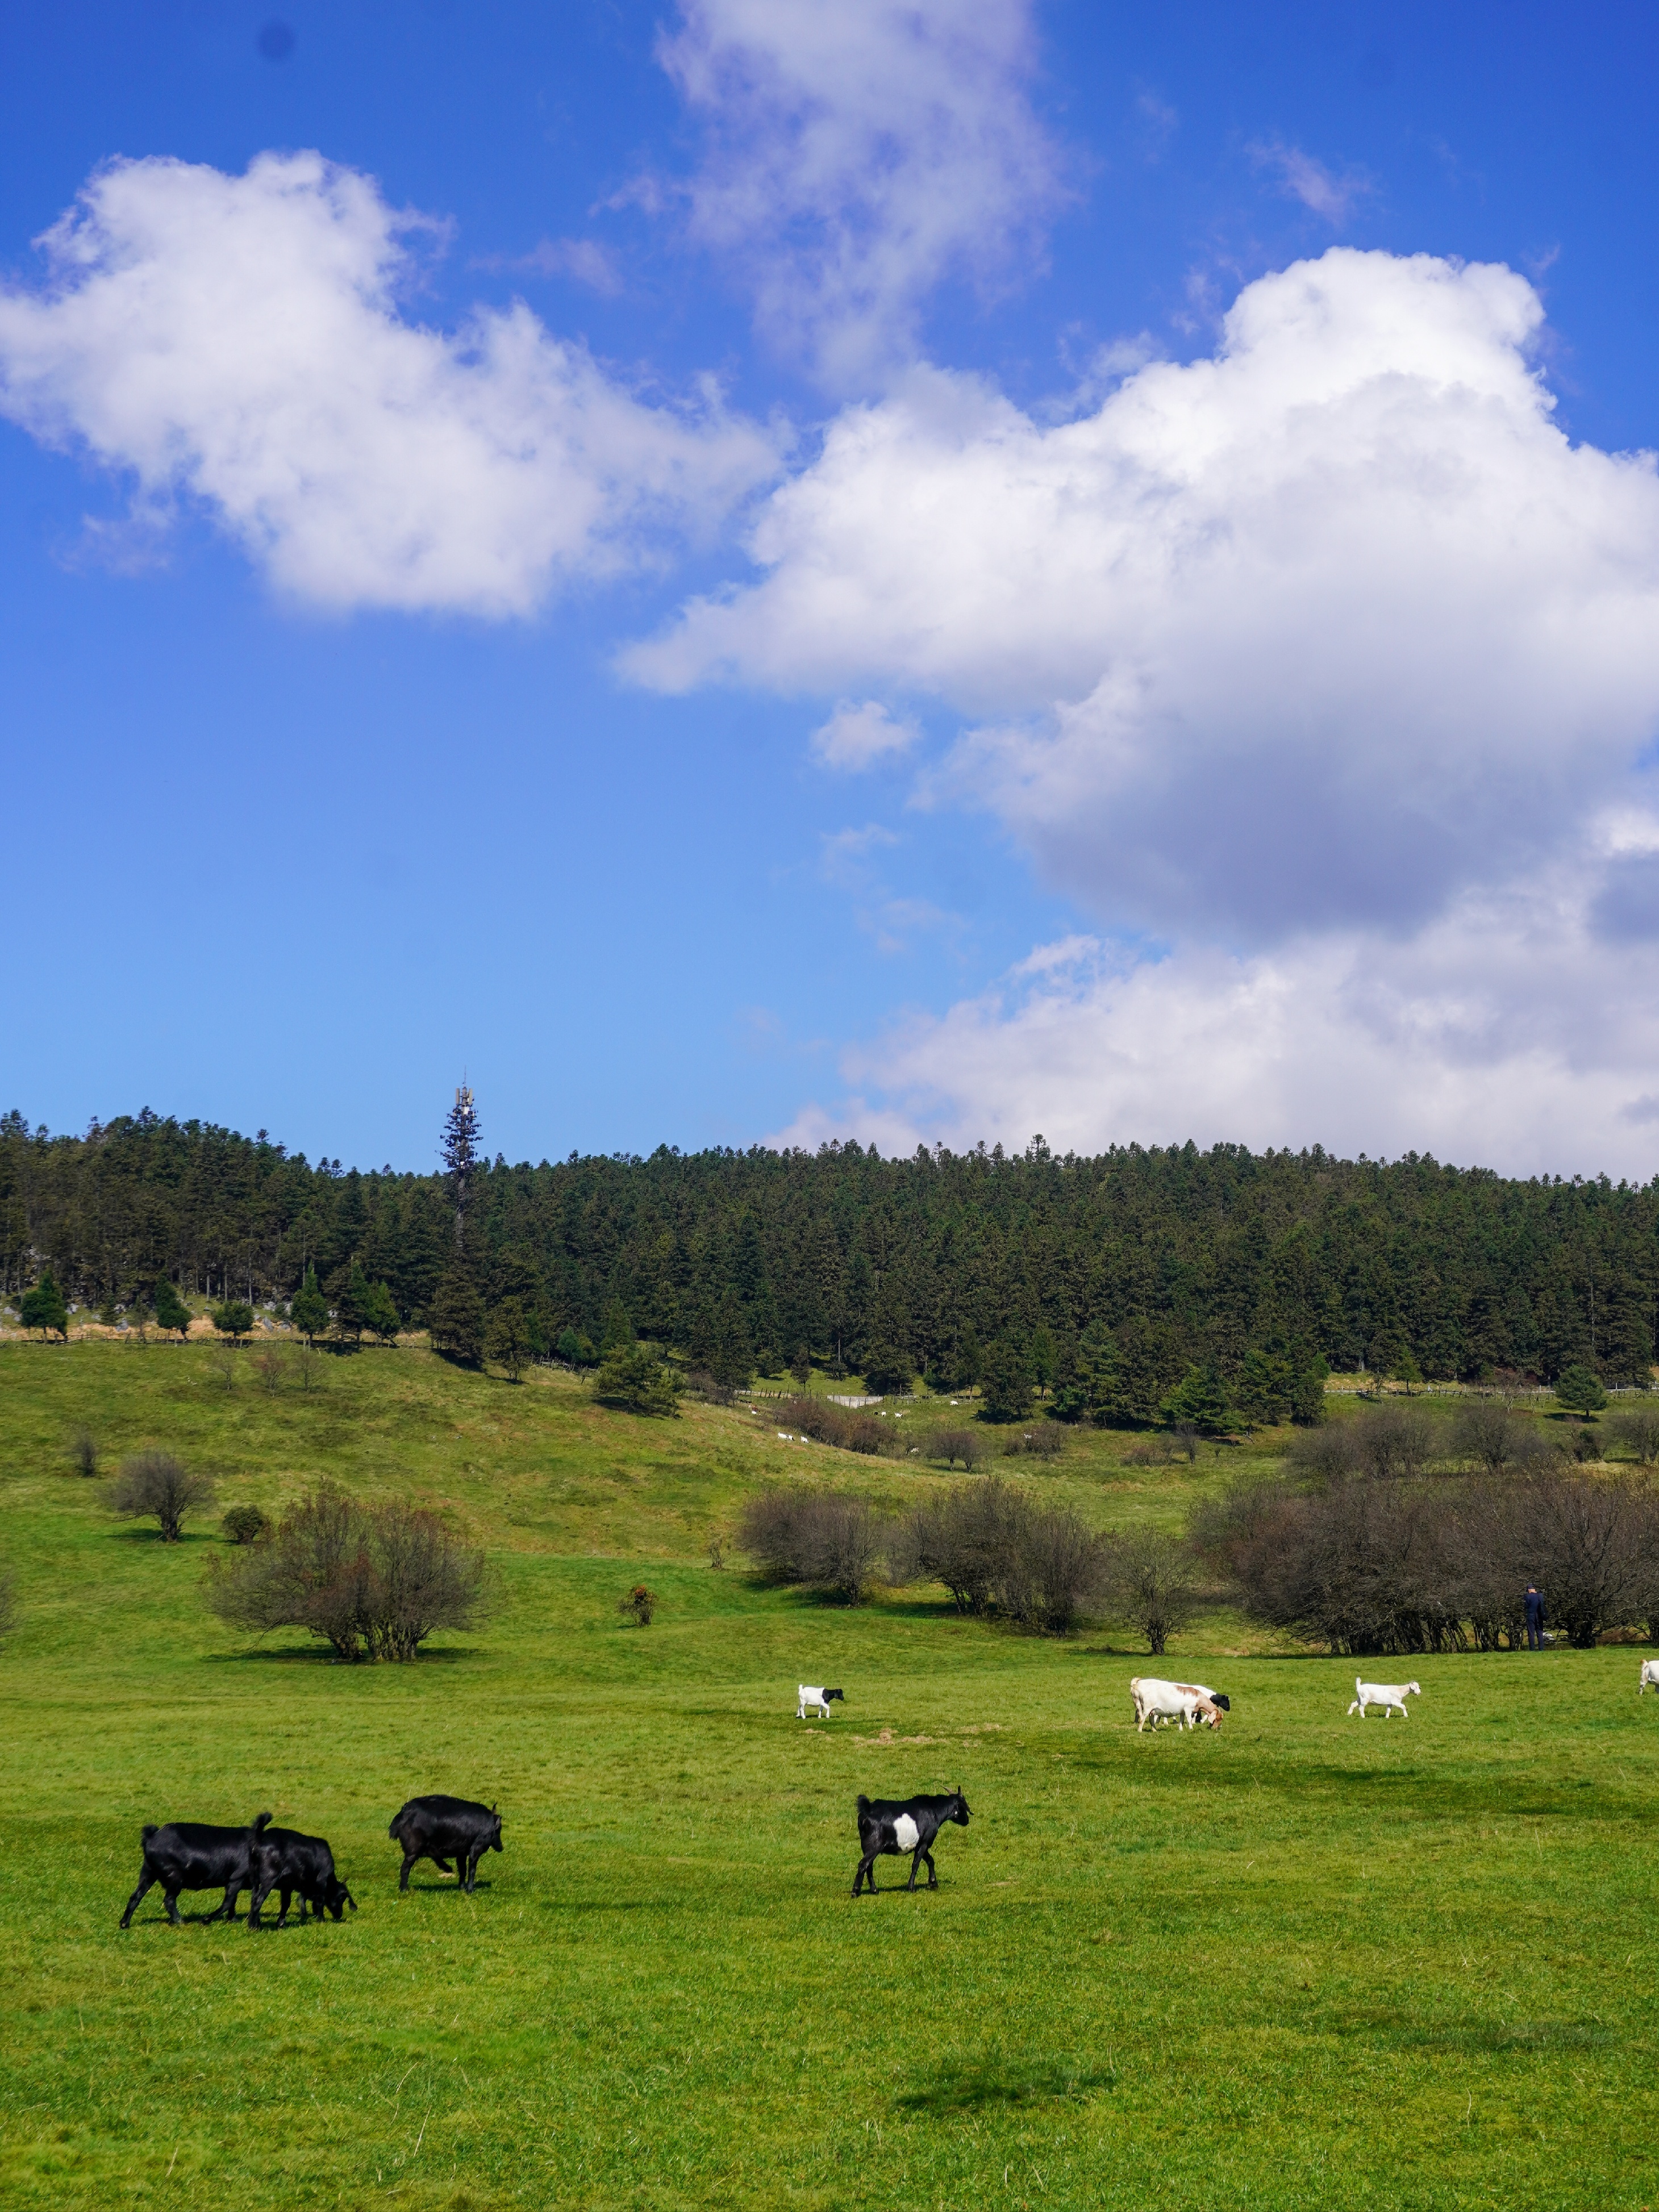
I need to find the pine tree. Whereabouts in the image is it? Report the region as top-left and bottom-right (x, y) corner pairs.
(979, 1337), (1033, 1422)
(290, 1266), (328, 1346)
(484, 1298), (534, 1382)
(428, 1264), (484, 1363)
(153, 1276), (191, 1341)
(440, 1085), (480, 1251)
(362, 1278), (401, 1346)
(20, 1270), (68, 1340)
(334, 1261), (372, 1346)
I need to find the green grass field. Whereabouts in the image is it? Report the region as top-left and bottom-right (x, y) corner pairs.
(1, 1342), (1655, 2209)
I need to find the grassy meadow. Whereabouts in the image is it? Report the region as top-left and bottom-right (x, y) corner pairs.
(0, 1339), (1656, 2210)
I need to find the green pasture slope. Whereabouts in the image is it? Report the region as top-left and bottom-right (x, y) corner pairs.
(0, 1343), (1654, 2211)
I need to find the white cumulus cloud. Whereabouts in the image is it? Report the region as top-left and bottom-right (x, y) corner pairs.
(632, 248), (1659, 945)
(658, 0), (1066, 386)
(811, 697), (920, 767)
(0, 152), (781, 615)
(771, 868), (1659, 1179)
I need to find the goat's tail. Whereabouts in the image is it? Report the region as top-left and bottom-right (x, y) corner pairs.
(387, 1812), (405, 1839)
(249, 1811), (273, 1837)
(140, 1823), (157, 1846)
(856, 1794), (872, 1818)
(1355, 1677), (1363, 1693)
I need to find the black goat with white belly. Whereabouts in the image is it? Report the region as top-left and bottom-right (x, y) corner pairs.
(852, 1788), (971, 1896)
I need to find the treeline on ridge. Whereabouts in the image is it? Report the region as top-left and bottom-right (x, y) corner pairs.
(5, 1105), (1659, 1411)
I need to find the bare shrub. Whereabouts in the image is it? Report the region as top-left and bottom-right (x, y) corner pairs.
(892, 1479), (1024, 1616)
(1506, 1469), (1659, 1648)
(1123, 1435), (1176, 1467)
(778, 1396), (894, 1457)
(252, 1349), (285, 1397)
(221, 1505), (270, 1545)
(70, 1429), (99, 1479)
(1454, 1401), (1555, 1476)
(618, 1584), (656, 1625)
(209, 1347), (238, 1393)
(1106, 1527), (1199, 1656)
(931, 1428), (988, 1470)
(1286, 1407), (1437, 1486)
(1610, 1405), (1659, 1467)
(891, 1477), (1110, 1633)
(205, 1485), (488, 1660)
(1003, 1422), (1068, 1463)
(737, 1489), (884, 1602)
(1170, 1424), (1202, 1464)
(1195, 1474), (1458, 1656)
(1197, 1462), (1659, 1655)
(111, 1451), (216, 1542)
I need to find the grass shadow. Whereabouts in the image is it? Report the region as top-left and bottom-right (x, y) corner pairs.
(897, 2058), (1116, 2113)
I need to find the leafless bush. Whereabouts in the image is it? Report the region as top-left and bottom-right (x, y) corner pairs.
(252, 1349), (285, 1397)
(1003, 1422), (1068, 1463)
(1453, 1400), (1556, 1476)
(1196, 1463), (1659, 1655)
(737, 1488), (884, 1602)
(618, 1584), (656, 1625)
(777, 1395), (894, 1456)
(1123, 1435), (1176, 1467)
(684, 1368), (734, 1405)
(1170, 1424), (1202, 1464)
(70, 1429), (99, 1479)
(931, 1427), (989, 1470)
(891, 1477), (1110, 1633)
(111, 1451), (216, 1542)
(1285, 1406), (1438, 1485)
(1105, 1528), (1200, 1655)
(205, 1484), (488, 1660)
(1610, 1406), (1659, 1467)
(209, 1347), (238, 1393)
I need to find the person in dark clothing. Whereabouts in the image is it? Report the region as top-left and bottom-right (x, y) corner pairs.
(1524, 1585), (1545, 1650)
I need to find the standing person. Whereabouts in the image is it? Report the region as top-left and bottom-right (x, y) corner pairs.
(1524, 1584), (1546, 1650)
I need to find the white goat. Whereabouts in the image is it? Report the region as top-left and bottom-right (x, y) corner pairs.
(1639, 1659), (1659, 1695)
(1347, 1677), (1420, 1719)
(797, 1685), (844, 1720)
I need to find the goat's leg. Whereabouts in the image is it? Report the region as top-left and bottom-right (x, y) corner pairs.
(907, 1848), (923, 1892)
(922, 1848), (938, 1889)
(163, 1884), (183, 1927)
(120, 1870), (156, 1929)
(398, 1851), (416, 1893)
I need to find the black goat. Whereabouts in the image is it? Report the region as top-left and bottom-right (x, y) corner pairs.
(120, 1812), (273, 1927)
(852, 1788), (971, 1896)
(247, 1827), (357, 1929)
(389, 1794), (503, 1893)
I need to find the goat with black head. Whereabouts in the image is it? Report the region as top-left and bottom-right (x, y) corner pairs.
(852, 1788), (971, 1896)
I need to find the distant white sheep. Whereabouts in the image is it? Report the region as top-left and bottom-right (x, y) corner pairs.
(1640, 1659), (1659, 1695)
(1348, 1677), (1420, 1719)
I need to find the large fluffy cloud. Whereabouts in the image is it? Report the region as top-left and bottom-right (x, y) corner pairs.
(628, 246), (1659, 1171)
(772, 865), (1659, 1179)
(659, 0), (1065, 386)
(634, 249), (1659, 939)
(0, 153), (780, 614)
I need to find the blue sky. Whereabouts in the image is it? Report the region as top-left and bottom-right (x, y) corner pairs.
(6, 3), (1659, 1176)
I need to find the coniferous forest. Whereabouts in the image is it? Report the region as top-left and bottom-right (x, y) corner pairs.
(3, 1105), (1658, 1413)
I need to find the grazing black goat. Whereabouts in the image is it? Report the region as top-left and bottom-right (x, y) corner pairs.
(388, 1794), (503, 1893)
(120, 1812), (273, 1927)
(247, 1826), (357, 1929)
(852, 1788), (971, 1896)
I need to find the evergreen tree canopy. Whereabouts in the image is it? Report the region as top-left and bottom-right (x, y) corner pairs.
(19, 1270), (68, 1339)
(153, 1276), (191, 1339)
(289, 1266), (328, 1347)
(4, 1111), (1658, 1408)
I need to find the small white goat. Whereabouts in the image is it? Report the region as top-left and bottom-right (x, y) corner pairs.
(1348, 1676), (1420, 1719)
(1639, 1659), (1659, 1695)
(797, 1684), (845, 1720)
